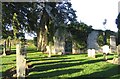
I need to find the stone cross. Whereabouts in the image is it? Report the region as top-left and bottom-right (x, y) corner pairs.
(16, 44), (26, 79)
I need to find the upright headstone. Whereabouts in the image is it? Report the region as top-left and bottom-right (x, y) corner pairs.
(110, 36), (116, 53)
(72, 43), (80, 54)
(87, 49), (95, 58)
(117, 45), (120, 56)
(87, 31), (99, 58)
(65, 41), (72, 54)
(102, 45), (109, 60)
(54, 29), (65, 55)
(16, 44), (26, 79)
(112, 45), (120, 65)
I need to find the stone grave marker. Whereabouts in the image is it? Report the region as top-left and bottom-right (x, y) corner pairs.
(16, 43), (26, 79)
(87, 31), (99, 58)
(112, 45), (120, 65)
(54, 29), (65, 55)
(87, 49), (95, 58)
(117, 45), (120, 56)
(65, 41), (72, 54)
(102, 45), (109, 60)
(110, 35), (116, 53)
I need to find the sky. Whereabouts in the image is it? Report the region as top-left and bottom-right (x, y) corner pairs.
(25, 0), (120, 39)
(71, 0), (119, 32)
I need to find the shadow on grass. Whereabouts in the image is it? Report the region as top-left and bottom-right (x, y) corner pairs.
(30, 58), (86, 67)
(72, 65), (120, 79)
(2, 62), (15, 65)
(27, 58), (105, 78)
(28, 68), (83, 78)
(27, 48), (38, 53)
(1, 67), (16, 79)
(27, 56), (71, 63)
(96, 53), (114, 58)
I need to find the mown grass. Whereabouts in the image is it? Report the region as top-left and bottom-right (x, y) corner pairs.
(1, 45), (120, 79)
(27, 52), (120, 79)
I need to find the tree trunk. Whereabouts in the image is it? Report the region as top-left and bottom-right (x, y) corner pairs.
(37, 9), (49, 52)
(3, 40), (6, 56)
(118, 30), (120, 45)
(37, 30), (47, 52)
(48, 43), (52, 57)
(6, 39), (11, 51)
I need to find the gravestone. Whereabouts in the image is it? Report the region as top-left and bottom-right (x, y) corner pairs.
(65, 41), (72, 54)
(72, 43), (80, 54)
(54, 29), (65, 55)
(102, 45), (109, 54)
(54, 39), (65, 55)
(112, 57), (120, 65)
(46, 45), (55, 57)
(16, 44), (26, 79)
(117, 45), (120, 56)
(87, 49), (95, 58)
(112, 45), (120, 65)
(110, 36), (116, 53)
(102, 45), (109, 60)
(87, 31), (99, 58)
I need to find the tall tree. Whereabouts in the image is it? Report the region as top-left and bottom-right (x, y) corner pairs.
(2, 2), (77, 52)
(116, 13), (120, 45)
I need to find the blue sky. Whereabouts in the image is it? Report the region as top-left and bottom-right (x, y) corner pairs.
(71, 0), (119, 32)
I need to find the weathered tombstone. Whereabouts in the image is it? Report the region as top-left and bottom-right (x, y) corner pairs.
(16, 33), (26, 79)
(87, 31), (99, 58)
(88, 49), (95, 58)
(16, 43), (26, 79)
(117, 45), (120, 56)
(65, 41), (72, 54)
(72, 43), (80, 54)
(112, 45), (120, 65)
(112, 57), (120, 65)
(54, 29), (65, 55)
(110, 35), (116, 53)
(102, 45), (109, 60)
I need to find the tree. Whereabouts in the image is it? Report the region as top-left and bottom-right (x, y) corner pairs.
(103, 19), (107, 45)
(116, 13), (120, 45)
(2, 2), (77, 53)
(68, 22), (92, 49)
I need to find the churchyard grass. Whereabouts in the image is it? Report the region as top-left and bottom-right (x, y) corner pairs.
(1, 45), (120, 79)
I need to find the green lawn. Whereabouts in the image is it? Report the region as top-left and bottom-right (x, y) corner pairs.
(1, 46), (120, 79)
